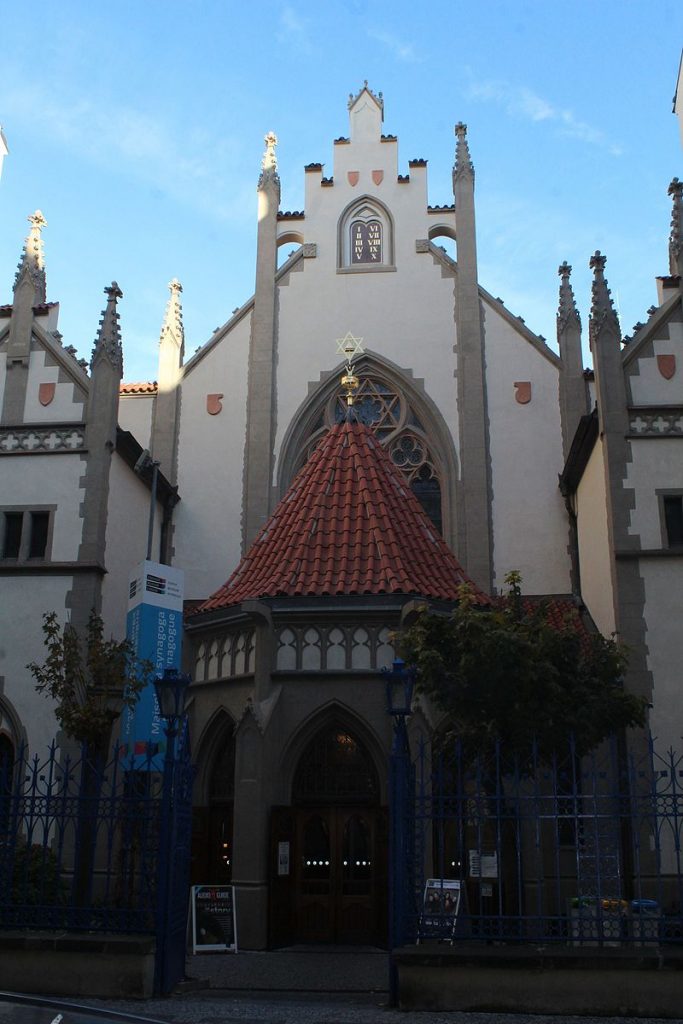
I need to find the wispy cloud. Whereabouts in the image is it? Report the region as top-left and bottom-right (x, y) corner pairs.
(368, 29), (419, 63)
(467, 77), (623, 156)
(1, 82), (253, 223)
(277, 5), (314, 54)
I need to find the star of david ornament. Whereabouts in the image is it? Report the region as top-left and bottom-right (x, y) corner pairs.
(336, 332), (364, 361)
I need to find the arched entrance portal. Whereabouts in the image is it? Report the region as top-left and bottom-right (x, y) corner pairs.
(191, 721), (236, 885)
(270, 724), (387, 946)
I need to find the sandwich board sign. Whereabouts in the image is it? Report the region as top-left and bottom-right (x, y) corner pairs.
(191, 885), (237, 953)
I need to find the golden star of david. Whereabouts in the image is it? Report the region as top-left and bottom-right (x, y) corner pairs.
(336, 332), (364, 360)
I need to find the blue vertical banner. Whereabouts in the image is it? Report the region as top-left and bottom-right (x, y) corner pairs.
(119, 560), (184, 769)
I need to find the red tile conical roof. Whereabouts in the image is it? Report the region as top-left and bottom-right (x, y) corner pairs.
(198, 420), (487, 612)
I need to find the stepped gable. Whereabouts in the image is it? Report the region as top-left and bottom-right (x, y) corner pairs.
(199, 420), (487, 611)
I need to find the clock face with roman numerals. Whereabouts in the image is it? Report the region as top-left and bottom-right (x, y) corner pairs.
(351, 220), (382, 263)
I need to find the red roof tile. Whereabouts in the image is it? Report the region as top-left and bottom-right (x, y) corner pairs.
(199, 420), (487, 612)
(0, 302), (58, 317)
(120, 381), (158, 395)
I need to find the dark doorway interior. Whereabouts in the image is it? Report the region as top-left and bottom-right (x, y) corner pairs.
(270, 725), (387, 946)
(192, 725), (235, 884)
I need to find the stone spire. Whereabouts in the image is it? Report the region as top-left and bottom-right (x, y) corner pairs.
(557, 262), (581, 331)
(91, 282), (124, 374)
(79, 283), (124, 572)
(151, 278), (185, 490)
(587, 250), (652, 707)
(557, 262), (587, 459)
(14, 210), (47, 305)
(453, 122), (474, 184)
(668, 177), (683, 280)
(452, 121), (492, 593)
(244, 131), (281, 549)
(589, 251), (621, 344)
(258, 131), (280, 197)
(159, 278), (185, 357)
(2, 212), (49, 423)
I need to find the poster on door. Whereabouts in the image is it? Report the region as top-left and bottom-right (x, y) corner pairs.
(190, 884), (238, 953)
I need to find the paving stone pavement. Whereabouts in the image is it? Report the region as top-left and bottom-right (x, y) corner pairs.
(85, 948), (683, 1024)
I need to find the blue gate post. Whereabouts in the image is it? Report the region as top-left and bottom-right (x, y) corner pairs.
(383, 658), (416, 1007)
(153, 669), (192, 996)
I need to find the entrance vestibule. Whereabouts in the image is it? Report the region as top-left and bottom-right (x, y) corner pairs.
(270, 723), (387, 946)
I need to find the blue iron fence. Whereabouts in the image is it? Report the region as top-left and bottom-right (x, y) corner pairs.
(395, 733), (683, 948)
(0, 737), (193, 994)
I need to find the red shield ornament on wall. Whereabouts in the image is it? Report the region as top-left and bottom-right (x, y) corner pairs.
(347, 171), (359, 187)
(38, 383), (56, 406)
(514, 381), (532, 405)
(657, 355), (676, 380)
(372, 170), (384, 186)
(207, 394), (223, 416)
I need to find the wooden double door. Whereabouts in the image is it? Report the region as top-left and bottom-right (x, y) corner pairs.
(294, 806), (384, 944)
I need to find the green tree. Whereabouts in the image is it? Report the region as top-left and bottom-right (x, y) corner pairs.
(400, 573), (647, 763)
(26, 611), (153, 911)
(28, 610), (151, 749)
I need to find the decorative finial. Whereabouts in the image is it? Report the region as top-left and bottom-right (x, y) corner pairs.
(91, 281), (124, 374)
(336, 332), (364, 411)
(589, 251), (620, 341)
(589, 251), (606, 274)
(160, 278), (184, 351)
(557, 261), (581, 330)
(668, 177), (682, 277)
(14, 209), (48, 302)
(453, 122), (474, 183)
(347, 82), (384, 115)
(258, 131), (280, 191)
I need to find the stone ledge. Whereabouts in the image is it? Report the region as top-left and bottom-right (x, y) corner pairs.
(394, 943), (683, 1018)
(395, 941), (683, 970)
(0, 932), (156, 999)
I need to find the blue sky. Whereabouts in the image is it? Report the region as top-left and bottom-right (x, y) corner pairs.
(0, 1), (681, 382)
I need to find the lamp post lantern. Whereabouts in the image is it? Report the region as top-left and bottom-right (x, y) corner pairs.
(153, 666), (192, 996)
(154, 667), (191, 740)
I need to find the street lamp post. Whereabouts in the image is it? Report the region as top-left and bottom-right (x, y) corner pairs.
(383, 657), (416, 1006)
(153, 667), (191, 996)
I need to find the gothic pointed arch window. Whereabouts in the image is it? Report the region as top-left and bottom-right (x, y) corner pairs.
(293, 725), (379, 805)
(286, 369), (447, 536)
(338, 198), (395, 271)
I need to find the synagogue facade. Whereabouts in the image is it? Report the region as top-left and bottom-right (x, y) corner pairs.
(1, 85), (681, 948)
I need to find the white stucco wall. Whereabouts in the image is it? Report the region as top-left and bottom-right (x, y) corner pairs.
(173, 314), (251, 598)
(118, 393), (155, 448)
(641, 558), (683, 753)
(628, 320), (683, 406)
(0, 576), (74, 754)
(1, 453), (85, 560)
(273, 113), (459, 487)
(625, 438), (683, 548)
(24, 347), (86, 422)
(484, 303), (570, 595)
(100, 452), (163, 638)
(273, 247), (459, 474)
(576, 440), (616, 636)
(0, 349), (6, 420)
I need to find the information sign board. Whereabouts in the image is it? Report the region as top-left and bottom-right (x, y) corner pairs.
(418, 878), (463, 943)
(119, 559), (184, 769)
(190, 884), (237, 953)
